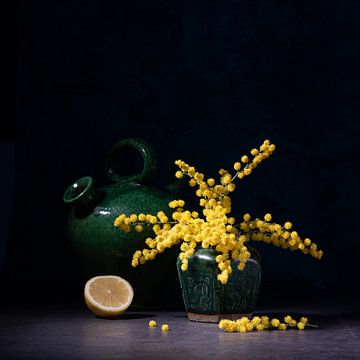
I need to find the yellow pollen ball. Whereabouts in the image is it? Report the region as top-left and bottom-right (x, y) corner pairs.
(227, 183), (236, 192)
(297, 322), (305, 330)
(148, 320), (157, 327)
(222, 174), (232, 185)
(243, 213), (251, 222)
(161, 324), (169, 332)
(298, 243), (305, 250)
(241, 155), (249, 163)
(234, 162), (241, 171)
(264, 213), (272, 222)
(129, 214), (138, 222)
(189, 179), (196, 187)
(175, 171), (183, 179)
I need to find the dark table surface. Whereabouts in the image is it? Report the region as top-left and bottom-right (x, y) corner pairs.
(0, 292), (359, 360)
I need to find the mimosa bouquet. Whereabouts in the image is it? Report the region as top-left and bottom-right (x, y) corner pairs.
(114, 139), (323, 285)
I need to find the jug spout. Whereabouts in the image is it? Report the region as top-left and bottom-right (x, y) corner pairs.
(63, 176), (96, 208)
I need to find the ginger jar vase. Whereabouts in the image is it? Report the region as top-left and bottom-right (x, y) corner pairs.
(177, 248), (261, 322)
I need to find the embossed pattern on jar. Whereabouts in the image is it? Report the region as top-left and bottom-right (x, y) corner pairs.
(177, 248), (261, 323)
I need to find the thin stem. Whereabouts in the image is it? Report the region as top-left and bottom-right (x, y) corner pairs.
(306, 324), (319, 328)
(229, 171), (241, 183)
(130, 221), (178, 226)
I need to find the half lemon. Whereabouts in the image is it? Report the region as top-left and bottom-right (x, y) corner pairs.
(84, 275), (134, 317)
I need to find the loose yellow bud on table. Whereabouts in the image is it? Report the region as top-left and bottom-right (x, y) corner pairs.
(300, 317), (308, 324)
(218, 315), (316, 333)
(148, 320), (157, 327)
(297, 322), (305, 330)
(251, 316), (261, 325)
(161, 324), (169, 332)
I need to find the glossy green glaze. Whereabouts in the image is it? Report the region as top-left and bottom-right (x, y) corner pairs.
(63, 138), (181, 308)
(177, 248), (261, 319)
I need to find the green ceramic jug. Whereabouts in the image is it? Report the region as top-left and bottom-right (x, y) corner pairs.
(63, 138), (182, 308)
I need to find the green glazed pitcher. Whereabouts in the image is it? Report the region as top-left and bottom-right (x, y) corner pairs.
(63, 138), (182, 308)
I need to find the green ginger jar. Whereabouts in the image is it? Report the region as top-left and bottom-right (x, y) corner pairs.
(63, 138), (182, 308)
(177, 248), (261, 322)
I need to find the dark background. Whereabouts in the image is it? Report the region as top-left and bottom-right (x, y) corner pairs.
(1, 0), (359, 304)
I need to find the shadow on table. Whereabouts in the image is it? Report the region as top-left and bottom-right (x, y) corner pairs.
(96, 313), (154, 320)
(173, 313), (188, 319)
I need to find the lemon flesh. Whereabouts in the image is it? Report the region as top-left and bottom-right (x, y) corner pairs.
(84, 275), (134, 317)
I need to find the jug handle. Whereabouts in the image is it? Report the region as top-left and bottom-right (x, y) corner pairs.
(105, 138), (157, 184)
